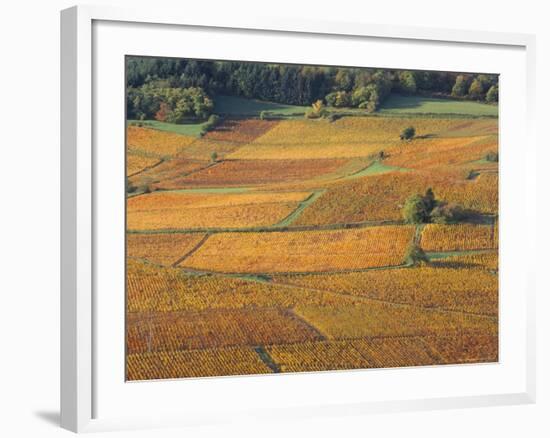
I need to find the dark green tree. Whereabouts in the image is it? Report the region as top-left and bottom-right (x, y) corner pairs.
(400, 126), (416, 141)
(402, 194), (430, 223)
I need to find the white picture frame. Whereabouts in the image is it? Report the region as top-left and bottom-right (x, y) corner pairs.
(60, 4), (537, 433)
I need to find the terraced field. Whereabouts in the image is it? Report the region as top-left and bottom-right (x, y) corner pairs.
(126, 96), (499, 380)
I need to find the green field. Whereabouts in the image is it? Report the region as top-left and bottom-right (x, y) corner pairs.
(379, 94), (498, 117)
(127, 119), (208, 137)
(214, 95), (309, 117)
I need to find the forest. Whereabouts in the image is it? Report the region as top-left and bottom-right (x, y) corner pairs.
(126, 57), (498, 121)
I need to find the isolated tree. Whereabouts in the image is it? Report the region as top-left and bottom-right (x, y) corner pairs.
(402, 194), (430, 223)
(400, 126), (416, 141)
(404, 242), (429, 266)
(402, 189), (438, 223)
(210, 151), (218, 162)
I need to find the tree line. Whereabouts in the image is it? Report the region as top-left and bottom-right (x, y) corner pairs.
(126, 57), (498, 120)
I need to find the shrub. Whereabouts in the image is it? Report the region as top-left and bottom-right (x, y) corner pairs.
(126, 179), (137, 194)
(400, 126), (415, 141)
(466, 169), (479, 180)
(200, 114), (221, 136)
(404, 242), (429, 266)
(305, 100), (327, 119)
(486, 151), (499, 162)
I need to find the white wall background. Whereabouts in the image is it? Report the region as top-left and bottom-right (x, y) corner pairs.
(0, 1), (547, 437)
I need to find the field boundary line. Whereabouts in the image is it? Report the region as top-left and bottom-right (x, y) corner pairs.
(254, 346), (281, 373)
(127, 218), (405, 235)
(266, 278), (498, 320)
(172, 234), (211, 267)
(177, 261), (411, 277)
(125, 331), (498, 357)
(284, 308), (328, 341)
(127, 158), (165, 178)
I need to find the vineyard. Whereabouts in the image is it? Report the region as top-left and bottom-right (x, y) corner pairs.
(421, 223), (497, 252)
(180, 226), (415, 273)
(125, 92), (499, 380)
(126, 190), (312, 230)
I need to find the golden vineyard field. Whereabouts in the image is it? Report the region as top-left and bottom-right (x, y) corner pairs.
(421, 223), (497, 252)
(273, 261), (498, 316)
(127, 190), (311, 230)
(126, 307), (323, 354)
(180, 226), (415, 273)
(127, 125), (196, 157)
(126, 108), (499, 380)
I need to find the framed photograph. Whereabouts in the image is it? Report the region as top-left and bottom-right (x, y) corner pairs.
(61, 5), (536, 433)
